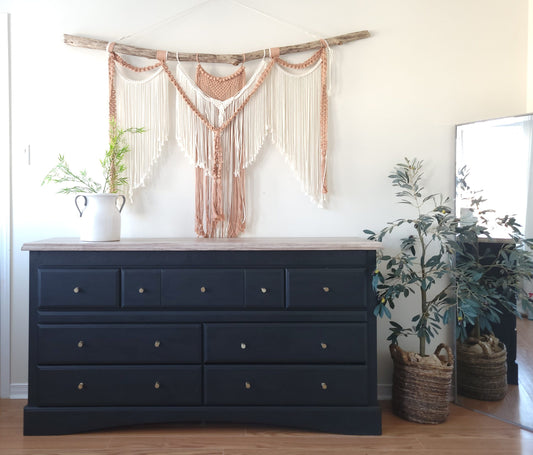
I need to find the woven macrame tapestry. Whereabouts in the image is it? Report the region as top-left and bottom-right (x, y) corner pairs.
(108, 43), (329, 238)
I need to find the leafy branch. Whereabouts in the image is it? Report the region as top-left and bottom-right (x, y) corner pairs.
(365, 158), (457, 356)
(42, 119), (144, 194)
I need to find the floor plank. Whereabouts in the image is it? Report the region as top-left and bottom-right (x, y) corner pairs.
(0, 399), (531, 455)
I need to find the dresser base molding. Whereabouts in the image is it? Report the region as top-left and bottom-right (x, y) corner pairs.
(24, 405), (382, 436)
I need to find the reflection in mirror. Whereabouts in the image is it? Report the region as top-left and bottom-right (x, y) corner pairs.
(455, 114), (533, 431)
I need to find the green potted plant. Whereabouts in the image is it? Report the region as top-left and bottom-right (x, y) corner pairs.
(453, 167), (533, 400)
(365, 158), (456, 424)
(42, 120), (144, 241)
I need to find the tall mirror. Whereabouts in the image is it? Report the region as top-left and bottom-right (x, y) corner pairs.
(455, 113), (533, 430)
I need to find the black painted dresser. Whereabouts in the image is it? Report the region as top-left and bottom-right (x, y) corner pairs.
(22, 237), (382, 435)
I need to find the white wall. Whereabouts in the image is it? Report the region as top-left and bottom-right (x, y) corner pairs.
(2, 0), (528, 392)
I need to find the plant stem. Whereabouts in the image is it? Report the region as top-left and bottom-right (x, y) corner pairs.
(416, 197), (428, 356)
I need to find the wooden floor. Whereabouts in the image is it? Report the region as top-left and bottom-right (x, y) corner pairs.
(0, 399), (532, 454)
(456, 317), (533, 430)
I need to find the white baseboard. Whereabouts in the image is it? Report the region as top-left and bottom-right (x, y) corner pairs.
(378, 384), (392, 400)
(8, 382), (392, 402)
(10, 383), (27, 399)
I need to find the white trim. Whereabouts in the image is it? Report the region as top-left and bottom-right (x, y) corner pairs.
(377, 383), (392, 401)
(0, 12), (11, 399)
(9, 383), (27, 400)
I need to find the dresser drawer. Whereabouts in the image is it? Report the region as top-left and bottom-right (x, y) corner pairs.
(286, 268), (367, 309)
(161, 269), (244, 308)
(37, 324), (201, 364)
(122, 269), (161, 307)
(245, 269), (284, 308)
(205, 365), (368, 406)
(38, 268), (120, 308)
(205, 323), (367, 363)
(36, 366), (202, 406)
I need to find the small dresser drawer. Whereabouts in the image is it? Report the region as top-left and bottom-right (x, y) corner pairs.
(205, 323), (367, 363)
(37, 324), (201, 364)
(287, 268), (367, 309)
(205, 365), (368, 406)
(38, 268), (119, 308)
(122, 269), (161, 307)
(37, 366), (202, 406)
(245, 269), (284, 308)
(161, 269), (244, 308)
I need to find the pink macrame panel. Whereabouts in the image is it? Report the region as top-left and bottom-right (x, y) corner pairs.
(195, 64), (247, 238)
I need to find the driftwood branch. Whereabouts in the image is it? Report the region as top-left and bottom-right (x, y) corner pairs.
(64, 30), (371, 65)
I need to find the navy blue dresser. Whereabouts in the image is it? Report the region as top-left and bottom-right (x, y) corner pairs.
(22, 237), (381, 435)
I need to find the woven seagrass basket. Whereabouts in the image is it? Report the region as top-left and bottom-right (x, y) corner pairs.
(390, 343), (454, 424)
(457, 334), (507, 401)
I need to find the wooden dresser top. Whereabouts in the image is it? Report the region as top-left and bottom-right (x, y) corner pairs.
(22, 237), (382, 252)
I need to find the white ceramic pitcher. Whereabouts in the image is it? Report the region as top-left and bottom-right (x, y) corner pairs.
(75, 194), (126, 242)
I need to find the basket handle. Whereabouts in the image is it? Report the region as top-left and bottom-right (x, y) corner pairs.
(465, 337), (491, 357)
(434, 343), (454, 365)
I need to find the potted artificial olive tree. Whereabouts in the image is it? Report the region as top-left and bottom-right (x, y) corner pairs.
(365, 158), (457, 424)
(453, 167), (533, 400)
(42, 121), (143, 241)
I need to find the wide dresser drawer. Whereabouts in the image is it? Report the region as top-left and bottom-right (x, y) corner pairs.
(38, 269), (120, 308)
(287, 268), (367, 309)
(36, 366), (202, 406)
(37, 324), (202, 364)
(204, 323), (367, 363)
(205, 365), (368, 406)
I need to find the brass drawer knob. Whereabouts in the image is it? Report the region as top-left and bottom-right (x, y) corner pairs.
(154, 381), (160, 389)
(138, 288), (145, 294)
(321, 382), (328, 390)
(320, 342), (327, 350)
(77, 340), (84, 348)
(322, 286), (330, 293)
(260, 287), (267, 294)
(240, 342), (247, 350)
(200, 286), (206, 293)
(73, 286), (80, 294)
(77, 382), (84, 390)
(154, 340), (161, 348)
(244, 381), (251, 389)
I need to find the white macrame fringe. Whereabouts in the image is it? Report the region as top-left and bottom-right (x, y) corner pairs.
(269, 59), (325, 206)
(115, 65), (169, 201)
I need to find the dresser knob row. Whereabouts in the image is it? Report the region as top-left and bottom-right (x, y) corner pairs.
(78, 381), (164, 390)
(74, 284), (333, 296)
(243, 381), (328, 390)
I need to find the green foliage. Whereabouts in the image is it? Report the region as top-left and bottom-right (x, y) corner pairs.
(453, 166), (533, 341)
(42, 120), (144, 194)
(365, 158), (457, 356)
(41, 154), (102, 194)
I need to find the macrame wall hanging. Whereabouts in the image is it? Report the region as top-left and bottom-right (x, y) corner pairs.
(65, 30), (371, 238)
